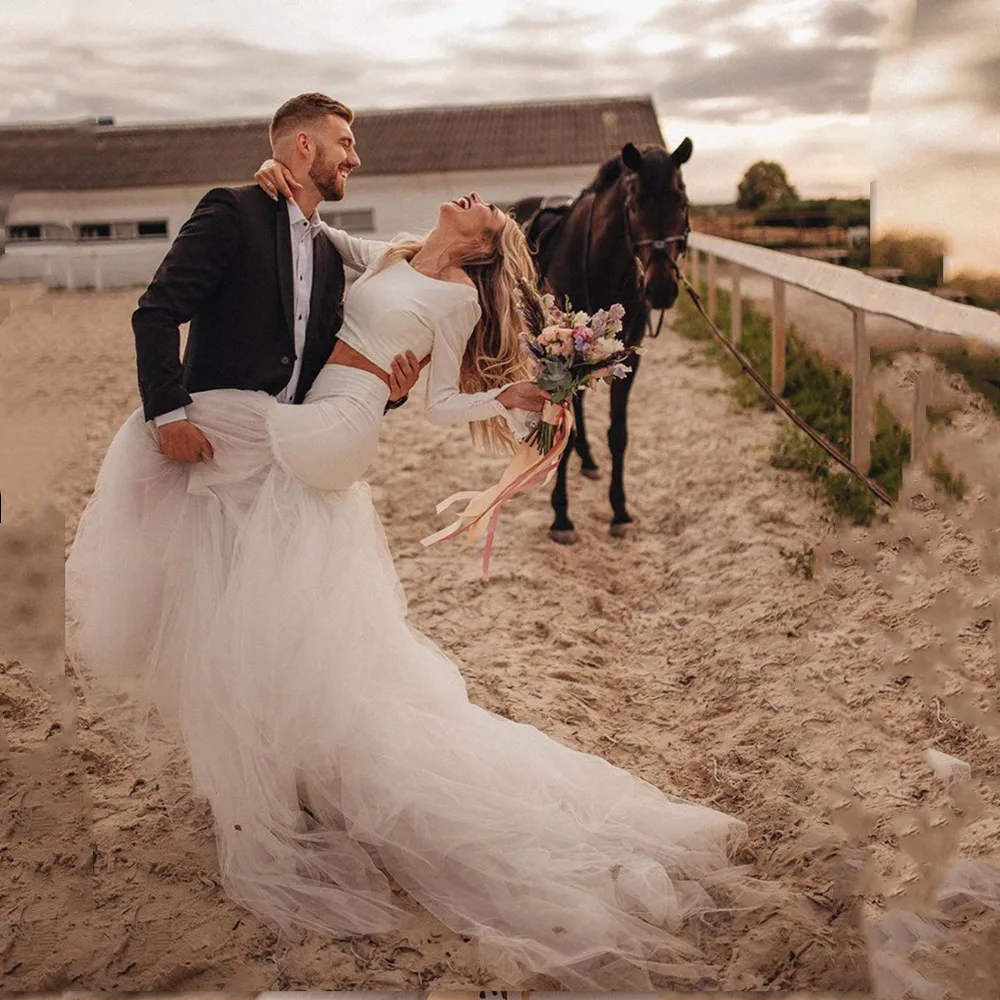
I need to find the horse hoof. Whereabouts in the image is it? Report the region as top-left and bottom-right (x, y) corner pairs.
(549, 528), (579, 545)
(580, 467), (601, 480)
(610, 521), (634, 538)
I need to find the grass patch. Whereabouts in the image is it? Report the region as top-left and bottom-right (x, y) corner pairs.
(673, 279), (909, 524)
(929, 452), (967, 501)
(779, 541), (816, 580)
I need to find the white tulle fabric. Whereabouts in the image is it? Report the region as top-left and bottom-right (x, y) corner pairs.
(67, 366), (753, 989)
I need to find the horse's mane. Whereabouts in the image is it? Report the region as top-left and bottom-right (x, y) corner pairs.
(583, 144), (680, 196)
(584, 156), (625, 194)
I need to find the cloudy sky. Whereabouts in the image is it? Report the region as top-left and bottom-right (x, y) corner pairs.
(869, 0), (1000, 273)
(1, 0), (996, 270)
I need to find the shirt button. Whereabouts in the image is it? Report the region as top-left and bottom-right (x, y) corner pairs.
(281, 356), (291, 365)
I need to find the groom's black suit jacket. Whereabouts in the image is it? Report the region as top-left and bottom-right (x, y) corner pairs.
(133, 185), (347, 422)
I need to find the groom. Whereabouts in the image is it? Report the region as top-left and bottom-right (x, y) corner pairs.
(133, 92), (422, 462)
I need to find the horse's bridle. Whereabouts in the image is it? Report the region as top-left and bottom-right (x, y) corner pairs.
(570, 179), (690, 340)
(621, 178), (690, 338)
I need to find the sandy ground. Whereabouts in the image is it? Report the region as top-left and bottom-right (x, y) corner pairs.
(1, 280), (999, 995)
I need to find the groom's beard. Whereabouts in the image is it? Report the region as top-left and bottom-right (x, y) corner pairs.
(309, 147), (347, 202)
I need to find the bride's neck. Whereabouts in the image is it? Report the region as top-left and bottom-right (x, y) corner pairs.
(410, 232), (462, 279)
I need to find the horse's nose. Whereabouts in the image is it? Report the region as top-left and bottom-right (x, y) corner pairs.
(644, 264), (680, 310)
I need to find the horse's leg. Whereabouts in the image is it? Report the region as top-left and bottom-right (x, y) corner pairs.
(608, 352), (641, 536)
(572, 392), (600, 479)
(549, 429), (577, 544)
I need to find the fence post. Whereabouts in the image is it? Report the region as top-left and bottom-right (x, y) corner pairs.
(690, 247), (700, 289)
(707, 253), (717, 323)
(771, 278), (787, 393)
(911, 368), (930, 467)
(730, 263), (742, 345)
(850, 308), (871, 474)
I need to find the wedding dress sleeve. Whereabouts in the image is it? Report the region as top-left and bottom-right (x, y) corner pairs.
(319, 224), (392, 272)
(425, 298), (537, 439)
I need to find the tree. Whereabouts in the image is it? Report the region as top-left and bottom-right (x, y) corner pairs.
(736, 160), (799, 210)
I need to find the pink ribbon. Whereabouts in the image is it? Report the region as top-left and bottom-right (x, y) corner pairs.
(420, 402), (575, 581)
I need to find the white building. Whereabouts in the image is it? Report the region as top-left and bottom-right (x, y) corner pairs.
(0, 96), (664, 290)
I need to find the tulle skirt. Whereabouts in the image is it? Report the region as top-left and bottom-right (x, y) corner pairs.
(67, 365), (754, 989)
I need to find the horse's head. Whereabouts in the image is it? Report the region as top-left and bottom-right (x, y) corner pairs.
(620, 139), (692, 310)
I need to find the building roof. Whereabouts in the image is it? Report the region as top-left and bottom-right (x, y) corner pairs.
(0, 96), (664, 193)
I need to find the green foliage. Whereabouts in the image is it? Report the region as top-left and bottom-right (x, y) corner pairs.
(930, 452), (967, 500)
(871, 230), (948, 287)
(672, 279), (909, 525)
(947, 269), (1000, 310)
(736, 160), (799, 210)
(755, 198), (870, 229)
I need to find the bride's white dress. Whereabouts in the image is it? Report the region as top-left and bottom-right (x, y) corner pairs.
(67, 228), (752, 989)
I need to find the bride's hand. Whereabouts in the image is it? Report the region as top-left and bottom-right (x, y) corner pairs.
(497, 382), (551, 412)
(254, 158), (301, 201)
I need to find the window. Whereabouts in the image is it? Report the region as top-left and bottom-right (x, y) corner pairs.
(137, 220), (168, 237)
(8, 225), (42, 241)
(72, 220), (168, 241)
(77, 223), (112, 241)
(320, 208), (375, 233)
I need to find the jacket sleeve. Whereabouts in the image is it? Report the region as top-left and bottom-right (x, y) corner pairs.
(132, 187), (243, 421)
(424, 298), (536, 438)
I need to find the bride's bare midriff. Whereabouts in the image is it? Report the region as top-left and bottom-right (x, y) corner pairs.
(326, 341), (391, 389)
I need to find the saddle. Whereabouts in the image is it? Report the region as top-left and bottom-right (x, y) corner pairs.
(519, 196), (576, 279)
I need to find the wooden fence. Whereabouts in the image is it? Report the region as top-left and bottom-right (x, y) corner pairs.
(686, 232), (1000, 475)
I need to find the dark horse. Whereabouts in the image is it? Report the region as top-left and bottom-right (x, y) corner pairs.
(512, 139), (693, 543)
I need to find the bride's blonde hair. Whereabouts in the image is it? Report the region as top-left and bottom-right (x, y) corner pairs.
(374, 215), (541, 454)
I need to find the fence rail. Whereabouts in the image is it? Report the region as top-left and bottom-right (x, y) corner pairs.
(685, 232), (1000, 476)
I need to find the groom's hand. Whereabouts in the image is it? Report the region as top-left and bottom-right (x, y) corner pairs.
(387, 351), (427, 403)
(158, 420), (214, 463)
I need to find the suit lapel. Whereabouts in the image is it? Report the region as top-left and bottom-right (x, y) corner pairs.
(305, 228), (329, 345)
(275, 198), (295, 341)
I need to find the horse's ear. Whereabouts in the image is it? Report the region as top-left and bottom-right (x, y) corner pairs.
(621, 143), (643, 172)
(671, 137), (694, 166)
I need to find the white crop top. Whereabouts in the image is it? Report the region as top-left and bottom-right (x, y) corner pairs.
(322, 225), (534, 436)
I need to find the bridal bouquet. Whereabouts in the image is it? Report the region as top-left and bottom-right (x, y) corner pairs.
(421, 285), (633, 582)
(520, 287), (635, 454)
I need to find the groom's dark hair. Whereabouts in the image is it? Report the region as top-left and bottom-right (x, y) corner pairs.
(269, 93), (354, 146)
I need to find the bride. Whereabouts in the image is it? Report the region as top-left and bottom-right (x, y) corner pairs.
(67, 167), (752, 990)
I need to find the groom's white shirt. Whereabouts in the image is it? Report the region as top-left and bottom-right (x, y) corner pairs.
(154, 199), (322, 427)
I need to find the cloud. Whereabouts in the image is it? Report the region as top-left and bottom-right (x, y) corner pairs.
(0, 0), (904, 206)
(656, 43), (878, 118)
(0, 30), (375, 124)
(822, 0), (887, 38)
(0, 0), (892, 126)
(909, 0), (978, 41)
